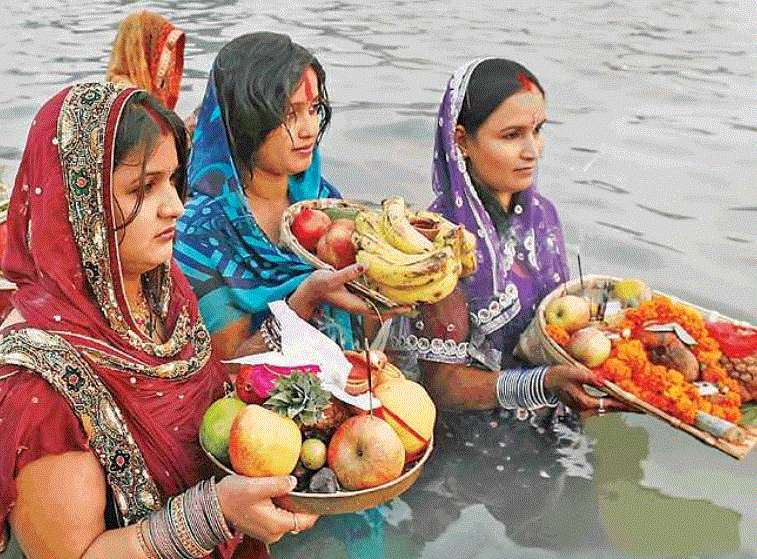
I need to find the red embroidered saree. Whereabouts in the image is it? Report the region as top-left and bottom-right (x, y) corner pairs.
(0, 83), (263, 558)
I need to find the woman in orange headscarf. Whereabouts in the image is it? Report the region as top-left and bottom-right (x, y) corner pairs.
(106, 11), (185, 111)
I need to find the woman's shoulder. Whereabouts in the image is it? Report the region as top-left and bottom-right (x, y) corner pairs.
(533, 191), (558, 212)
(0, 367), (90, 467)
(532, 191), (562, 224)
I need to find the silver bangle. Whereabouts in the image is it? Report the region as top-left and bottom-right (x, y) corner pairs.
(259, 315), (282, 352)
(497, 366), (558, 410)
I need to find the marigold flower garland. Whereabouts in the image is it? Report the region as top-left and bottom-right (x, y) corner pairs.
(547, 296), (742, 425)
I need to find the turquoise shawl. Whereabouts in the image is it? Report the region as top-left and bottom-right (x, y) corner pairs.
(174, 72), (354, 347)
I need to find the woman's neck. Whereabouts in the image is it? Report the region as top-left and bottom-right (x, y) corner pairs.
(469, 171), (513, 237)
(244, 168), (291, 244)
(122, 273), (143, 311)
(246, 167), (288, 201)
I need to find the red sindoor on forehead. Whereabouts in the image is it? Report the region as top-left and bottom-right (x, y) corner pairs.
(302, 69), (316, 102)
(517, 72), (534, 92)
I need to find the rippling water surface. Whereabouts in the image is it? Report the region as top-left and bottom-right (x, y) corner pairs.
(1, 1), (756, 558)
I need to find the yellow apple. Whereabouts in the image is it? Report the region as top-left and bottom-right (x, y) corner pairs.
(545, 295), (591, 333)
(568, 326), (612, 368)
(228, 404), (301, 477)
(375, 379), (436, 460)
(613, 278), (652, 308)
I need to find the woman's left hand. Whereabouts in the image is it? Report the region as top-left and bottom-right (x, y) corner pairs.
(544, 364), (631, 416)
(288, 264), (412, 321)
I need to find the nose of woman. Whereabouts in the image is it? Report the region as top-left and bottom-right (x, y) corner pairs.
(159, 183), (184, 219)
(521, 132), (541, 160)
(298, 110), (319, 139)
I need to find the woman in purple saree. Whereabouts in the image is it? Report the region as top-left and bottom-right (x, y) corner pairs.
(389, 58), (627, 553)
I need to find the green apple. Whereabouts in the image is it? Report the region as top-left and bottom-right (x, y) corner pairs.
(613, 278), (652, 308)
(300, 438), (328, 471)
(199, 397), (246, 465)
(568, 326), (612, 368)
(545, 294), (591, 333)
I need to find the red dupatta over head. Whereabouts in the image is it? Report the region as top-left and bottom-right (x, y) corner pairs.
(0, 83), (227, 524)
(106, 11), (185, 110)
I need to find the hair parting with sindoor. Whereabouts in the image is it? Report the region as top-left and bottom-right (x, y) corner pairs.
(457, 58), (545, 135)
(212, 31), (331, 179)
(112, 91), (189, 234)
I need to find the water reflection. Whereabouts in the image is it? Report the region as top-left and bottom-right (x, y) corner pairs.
(589, 415), (742, 557)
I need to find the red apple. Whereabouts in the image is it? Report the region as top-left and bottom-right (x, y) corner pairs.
(316, 219), (357, 269)
(568, 326), (611, 368)
(291, 208), (331, 252)
(545, 295), (591, 334)
(327, 415), (405, 490)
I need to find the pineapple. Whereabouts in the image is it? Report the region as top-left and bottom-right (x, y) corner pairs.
(264, 371), (332, 428)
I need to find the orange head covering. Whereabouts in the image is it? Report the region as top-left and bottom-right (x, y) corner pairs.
(106, 11), (185, 110)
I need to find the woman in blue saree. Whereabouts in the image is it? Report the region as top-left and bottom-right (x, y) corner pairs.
(173, 32), (392, 559)
(173, 32), (389, 361)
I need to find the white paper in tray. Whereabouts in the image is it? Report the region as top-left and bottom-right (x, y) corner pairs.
(224, 300), (352, 396)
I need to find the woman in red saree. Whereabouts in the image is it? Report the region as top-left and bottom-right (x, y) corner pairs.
(0, 83), (317, 559)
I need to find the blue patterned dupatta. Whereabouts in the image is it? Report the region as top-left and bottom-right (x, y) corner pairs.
(174, 72), (355, 347)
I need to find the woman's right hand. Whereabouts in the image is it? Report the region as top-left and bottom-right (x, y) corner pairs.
(216, 474), (318, 544)
(287, 263), (412, 321)
(544, 364), (631, 415)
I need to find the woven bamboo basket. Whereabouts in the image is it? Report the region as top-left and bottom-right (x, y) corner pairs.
(517, 274), (757, 459)
(201, 436), (433, 515)
(278, 198), (398, 309)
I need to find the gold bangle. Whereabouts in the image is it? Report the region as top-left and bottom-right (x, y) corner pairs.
(171, 492), (212, 557)
(136, 518), (159, 559)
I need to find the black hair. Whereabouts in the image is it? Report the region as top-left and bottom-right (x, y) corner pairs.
(112, 91), (189, 232)
(212, 31), (331, 179)
(457, 58), (545, 136)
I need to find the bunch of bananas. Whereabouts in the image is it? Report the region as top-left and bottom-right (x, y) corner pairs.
(352, 196), (477, 305)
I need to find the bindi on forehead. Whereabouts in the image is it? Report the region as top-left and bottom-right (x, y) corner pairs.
(302, 68), (316, 102)
(517, 72), (534, 92)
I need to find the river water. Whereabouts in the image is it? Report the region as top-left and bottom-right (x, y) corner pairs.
(1, 1), (756, 558)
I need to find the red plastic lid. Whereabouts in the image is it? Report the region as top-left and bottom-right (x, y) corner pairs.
(705, 321), (757, 358)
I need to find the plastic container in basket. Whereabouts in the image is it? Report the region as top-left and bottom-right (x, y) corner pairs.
(278, 198), (399, 309)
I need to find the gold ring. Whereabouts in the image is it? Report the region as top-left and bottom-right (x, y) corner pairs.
(598, 397), (606, 415)
(290, 512), (300, 535)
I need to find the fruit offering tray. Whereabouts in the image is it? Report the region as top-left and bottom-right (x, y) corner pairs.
(280, 196), (478, 309)
(201, 435), (433, 515)
(279, 198), (398, 309)
(517, 274), (757, 459)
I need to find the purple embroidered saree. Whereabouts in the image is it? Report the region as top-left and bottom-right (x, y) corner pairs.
(393, 58), (569, 372)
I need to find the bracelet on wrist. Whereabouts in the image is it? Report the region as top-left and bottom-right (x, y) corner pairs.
(259, 315), (282, 352)
(140, 478), (234, 559)
(496, 366), (558, 410)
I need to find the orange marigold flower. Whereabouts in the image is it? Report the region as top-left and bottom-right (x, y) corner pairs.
(546, 324), (570, 347)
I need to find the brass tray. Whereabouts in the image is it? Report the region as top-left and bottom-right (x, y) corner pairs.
(201, 436), (433, 515)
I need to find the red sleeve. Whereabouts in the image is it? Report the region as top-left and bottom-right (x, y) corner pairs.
(0, 366), (90, 536)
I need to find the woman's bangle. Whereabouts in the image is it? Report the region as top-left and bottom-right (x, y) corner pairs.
(496, 366), (559, 410)
(259, 315), (282, 352)
(141, 478), (234, 559)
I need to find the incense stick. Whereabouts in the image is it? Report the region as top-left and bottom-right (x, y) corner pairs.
(364, 337), (373, 417)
